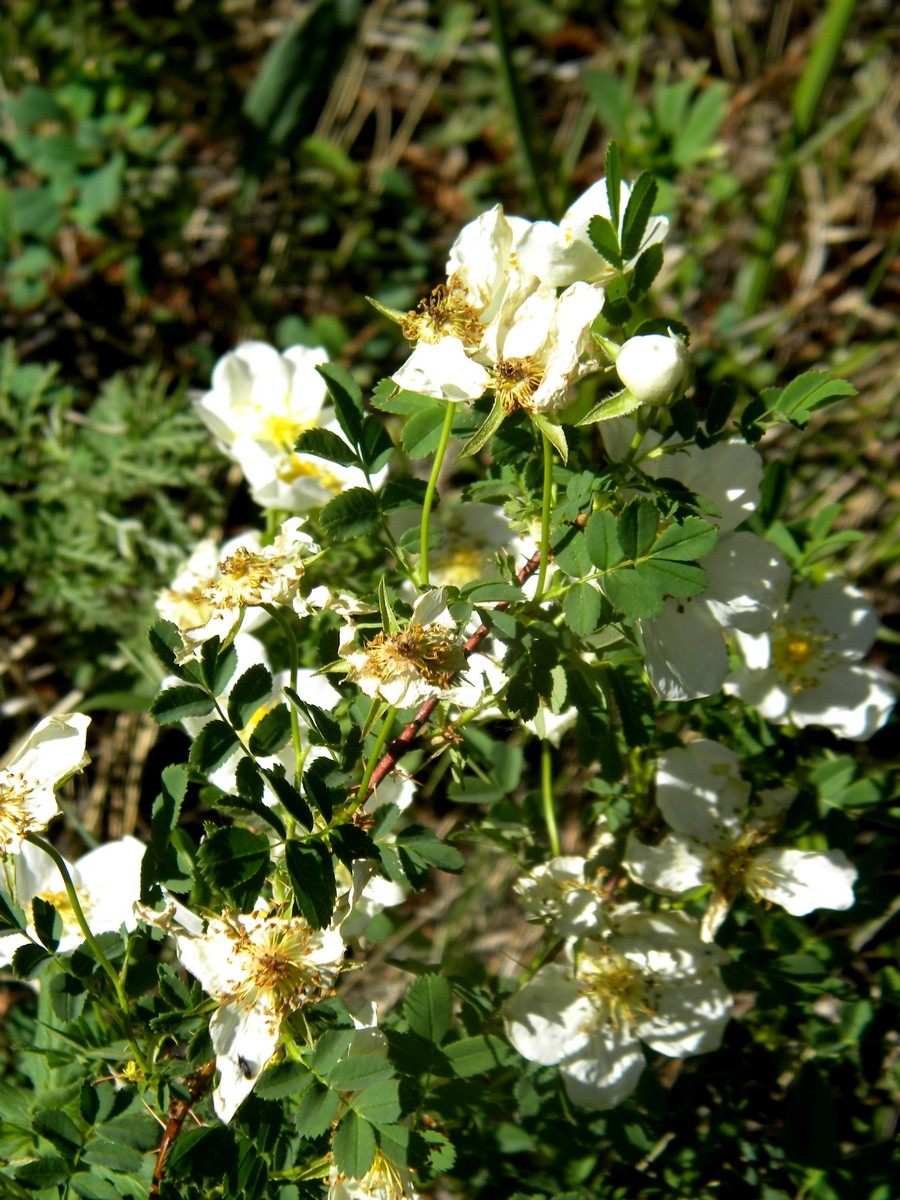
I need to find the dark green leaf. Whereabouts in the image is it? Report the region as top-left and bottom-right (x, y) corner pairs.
(445, 1034), (517, 1077)
(628, 242), (664, 299)
(563, 582), (603, 637)
(199, 636), (223, 693)
(459, 396), (506, 458)
(295, 1081), (341, 1139)
(14, 1154), (69, 1188)
(147, 619), (183, 676)
(210, 790), (286, 840)
(235, 755), (265, 805)
(360, 413), (395, 473)
(605, 140), (622, 229)
(0, 890), (26, 931)
(621, 172), (659, 260)
(48, 968), (87, 1022)
(351, 1079), (402, 1125)
(317, 362), (365, 446)
(460, 581), (526, 603)
(12, 942), (52, 980)
(587, 214), (623, 269)
(403, 403), (452, 459)
(284, 840), (336, 930)
(618, 498), (658, 558)
(395, 826), (464, 875)
(330, 824), (378, 869)
(379, 477), (430, 515)
(33, 1109), (82, 1161)
(600, 568), (664, 620)
(247, 703), (292, 756)
(706, 381), (738, 434)
(650, 516), (718, 561)
(30, 896), (61, 952)
(764, 370), (856, 427)
(554, 529), (593, 578)
(189, 720), (240, 775)
(227, 664), (274, 731)
(319, 488), (382, 541)
(303, 757), (349, 822)
(636, 558), (707, 598)
(197, 827), (270, 901)
(326, 1055), (395, 1092)
(604, 665), (654, 748)
(294, 427), (360, 467)
(150, 763), (189, 854)
(81, 1138), (143, 1174)
(585, 510), (624, 570)
(150, 684), (214, 725)
(404, 973), (452, 1044)
(332, 1110), (376, 1179)
(255, 1060), (314, 1100)
(263, 765), (313, 829)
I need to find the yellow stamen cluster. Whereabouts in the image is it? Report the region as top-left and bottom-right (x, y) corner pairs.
(709, 832), (761, 904)
(363, 623), (463, 690)
(156, 583), (213, 631)
(203, 547), (301, 609)
(0, 773), (37, 853)
(579, 946), (655, 1031)
(258, 411), (313, 450)
(219, 909), (339, 1020)
(769, 622), (833, 692)
(276, 453), (344, 494)
(400, 279), (482, 346)
(36, 885), (95, 928)
(492, 356), (544, 413)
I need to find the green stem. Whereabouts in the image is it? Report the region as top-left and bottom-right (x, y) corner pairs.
(540, 740), (561, 857)
(484, 0), (552, 219)
(533, 432), (554, 600)
(356, 707), (397, 808)
(418, 401), (456, 588)
(24, 834), (149, 1076)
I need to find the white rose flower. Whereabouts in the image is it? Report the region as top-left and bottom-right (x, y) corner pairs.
(614, 331), (692, 406)
(0, 713), (91, 856)
(515, 856), (610, 938)
(724, 578), (897, 741)
(514, 178), (669, 288)
(135, 898), (345, 1122)
(506, 909), (731, 1109)
(173, 518), (320, 663)
(0, 836), (145, 962)
(622, 740), (858, 940)
(640, 532), (791, 701)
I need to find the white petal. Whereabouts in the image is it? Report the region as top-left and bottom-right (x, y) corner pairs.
(505, 964), (594, 1065)
(558, 1027), (645, 1109)
(751, 847), (857, 915)
(70, 836), (146, 938)
(7, 713), (91, 788)
(640, 600), (729, 701)
(636, 975), (732, 1057)
(788, 663), (896, 741)
(703, 534), (791, 633)
(723, 666), (791, 721)
(392, 339), (489, 403)
(210, 1001), (280, 1122)
(622, 831), (711, 895)
(656, 741), (749, 842)
(643, 440), (762, 533)
(786, 579), (878, 659)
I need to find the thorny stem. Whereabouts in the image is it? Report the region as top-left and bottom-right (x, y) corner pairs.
(533, 431), (554, 600)
(541, 740), (561, 857)
(419, 400), (456, 588)
(24, 833), (149, 1077)
(149, 1058), (217, 1199)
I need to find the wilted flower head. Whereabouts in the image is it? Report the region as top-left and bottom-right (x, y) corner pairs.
(0, 713), (91, 856)
(725, 578), (897, 741)
(339, 590), (468, 709)
(623, 740), (858, 940)
(136, 897), (345, 1122)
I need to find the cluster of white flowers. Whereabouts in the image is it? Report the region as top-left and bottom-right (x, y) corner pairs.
(390, 180), (671, 413)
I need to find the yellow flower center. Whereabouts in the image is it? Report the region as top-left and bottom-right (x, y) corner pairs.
(492, 356), (545, 413)
(579, 946), (654, 1030)
(709, 831), (760, 903)
(769, 621), (833, 691)
(258, 412), (313, 450)
(203, 546), (301, 609)
(222, 910), (339, 1020)
(35, 885), (95, 928)
(276, 452), (344, 494)
(400, 278), (482, 347)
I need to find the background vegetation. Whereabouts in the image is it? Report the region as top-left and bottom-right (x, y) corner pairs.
(1, 1), (897, 1196)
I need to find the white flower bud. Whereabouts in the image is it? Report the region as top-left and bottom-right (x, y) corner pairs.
(615, 331), (692, 406)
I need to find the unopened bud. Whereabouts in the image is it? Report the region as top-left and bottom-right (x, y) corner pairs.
(615, 331), (692, 406)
